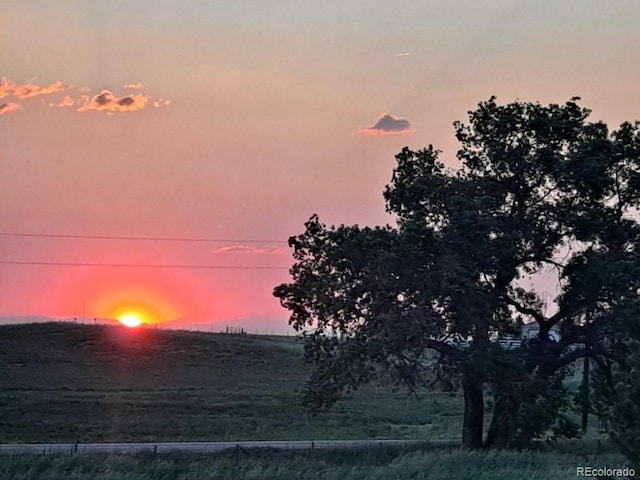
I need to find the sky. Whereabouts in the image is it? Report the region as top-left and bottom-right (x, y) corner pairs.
(1, 1), (639, 332)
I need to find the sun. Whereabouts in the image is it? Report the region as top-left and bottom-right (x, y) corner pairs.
(119, 313), (143, 328)
(110, 304), (157, 328)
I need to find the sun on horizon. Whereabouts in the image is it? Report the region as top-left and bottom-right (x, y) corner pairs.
(118, 313), (143, 328)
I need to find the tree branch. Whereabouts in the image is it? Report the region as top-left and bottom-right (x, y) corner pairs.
(520, 255), (567, 270)
(550, 344), (612, 370)
(423, 338), (461, 357)
(503, 295), (547, 324)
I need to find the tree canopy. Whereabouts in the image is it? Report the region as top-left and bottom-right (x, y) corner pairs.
(274, 97), (640, 449)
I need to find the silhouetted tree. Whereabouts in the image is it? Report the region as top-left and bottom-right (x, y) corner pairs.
(274, 97), (640, 449)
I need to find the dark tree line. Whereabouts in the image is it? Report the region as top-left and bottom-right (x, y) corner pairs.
(274, 97), (640, 450)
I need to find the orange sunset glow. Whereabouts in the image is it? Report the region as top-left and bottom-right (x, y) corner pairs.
(36, 264), (227, 327)
(1, 2), (639, 334)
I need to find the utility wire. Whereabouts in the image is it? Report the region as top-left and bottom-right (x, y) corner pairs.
(0, 260), (289, 270)
(0, 233), (287, 244)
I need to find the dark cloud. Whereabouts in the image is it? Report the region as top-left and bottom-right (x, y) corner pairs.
(95, 91), (113, 106)
(373, 114), (411, 131)
(118, 97), (135, 106)
(357, 113), (414, 136)
(78, 90), (149, 112)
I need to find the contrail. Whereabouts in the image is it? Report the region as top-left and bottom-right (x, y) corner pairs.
(395, 52), (411, 57)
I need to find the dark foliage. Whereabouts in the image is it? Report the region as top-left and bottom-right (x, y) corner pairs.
(275, 97), (640, 449)
(592, 338), (640, 467)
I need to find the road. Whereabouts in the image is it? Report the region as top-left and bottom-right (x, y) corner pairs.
(0, 439), (458, 455)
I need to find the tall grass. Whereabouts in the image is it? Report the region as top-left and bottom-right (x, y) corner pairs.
(0, 445), (630, 480)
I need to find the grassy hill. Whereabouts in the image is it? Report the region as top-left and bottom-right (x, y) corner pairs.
(1, 323), (628, 480)
(0, 322), (462, 443)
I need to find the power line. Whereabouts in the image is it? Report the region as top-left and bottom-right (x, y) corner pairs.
(0, 233), (287, 244)
(0, 260), (289, 270)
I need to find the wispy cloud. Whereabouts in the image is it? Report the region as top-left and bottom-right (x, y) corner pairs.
(153, 99), (171, 108)
(2, 78), (67, 100)
(13, 80), (66, 99)
(0, 79), (17, 99)
(213, 245), (289, 255)
(0, 103), (20, 115)
(123, 82), (145, 90)
(77, 90), (149, 113)
(53, 96), (74, 108)
(356, 113), (414, 136)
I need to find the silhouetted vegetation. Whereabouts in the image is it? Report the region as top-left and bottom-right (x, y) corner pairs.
(592, 337), (640, 468)
(275, 97), (640, 450)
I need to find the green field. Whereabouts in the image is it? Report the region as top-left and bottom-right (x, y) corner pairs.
(0, 322), (632, 479)
(0, 322), (461, 443)
(0, 444), (630, 480)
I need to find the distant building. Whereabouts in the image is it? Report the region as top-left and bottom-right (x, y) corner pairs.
(497, 323), (560, 350)
(521, 323), (560, 342)
(440, 322), (562, 350)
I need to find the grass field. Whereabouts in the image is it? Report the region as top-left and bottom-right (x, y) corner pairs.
(0, 322), (461, 443)
(0, 443), (630, 480)
(1, 322), (632, 479)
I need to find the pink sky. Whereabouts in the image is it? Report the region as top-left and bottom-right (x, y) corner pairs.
(1, 1), (639, 332)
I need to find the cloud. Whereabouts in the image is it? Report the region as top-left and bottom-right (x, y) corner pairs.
(0, 103), (20, 115)
(0, 78), (170, 115)
(13, 80), (66, 99)
(213, 245), (289, 255)
(123, 82), (145, 90)
(77, 90), (149, 113)
(0, 78), (17, 99)
(54, 96), (74, 108)
(357, 113), (414, 136)
(1, 78), (66, 100)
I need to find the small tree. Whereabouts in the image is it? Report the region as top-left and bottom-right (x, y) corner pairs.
(275, 97), (640, 449)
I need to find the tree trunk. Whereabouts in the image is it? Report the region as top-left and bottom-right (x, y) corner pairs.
(484, 393), (519, 449)
(461, 373), (484, 449)
(581, 354), (590, 434)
